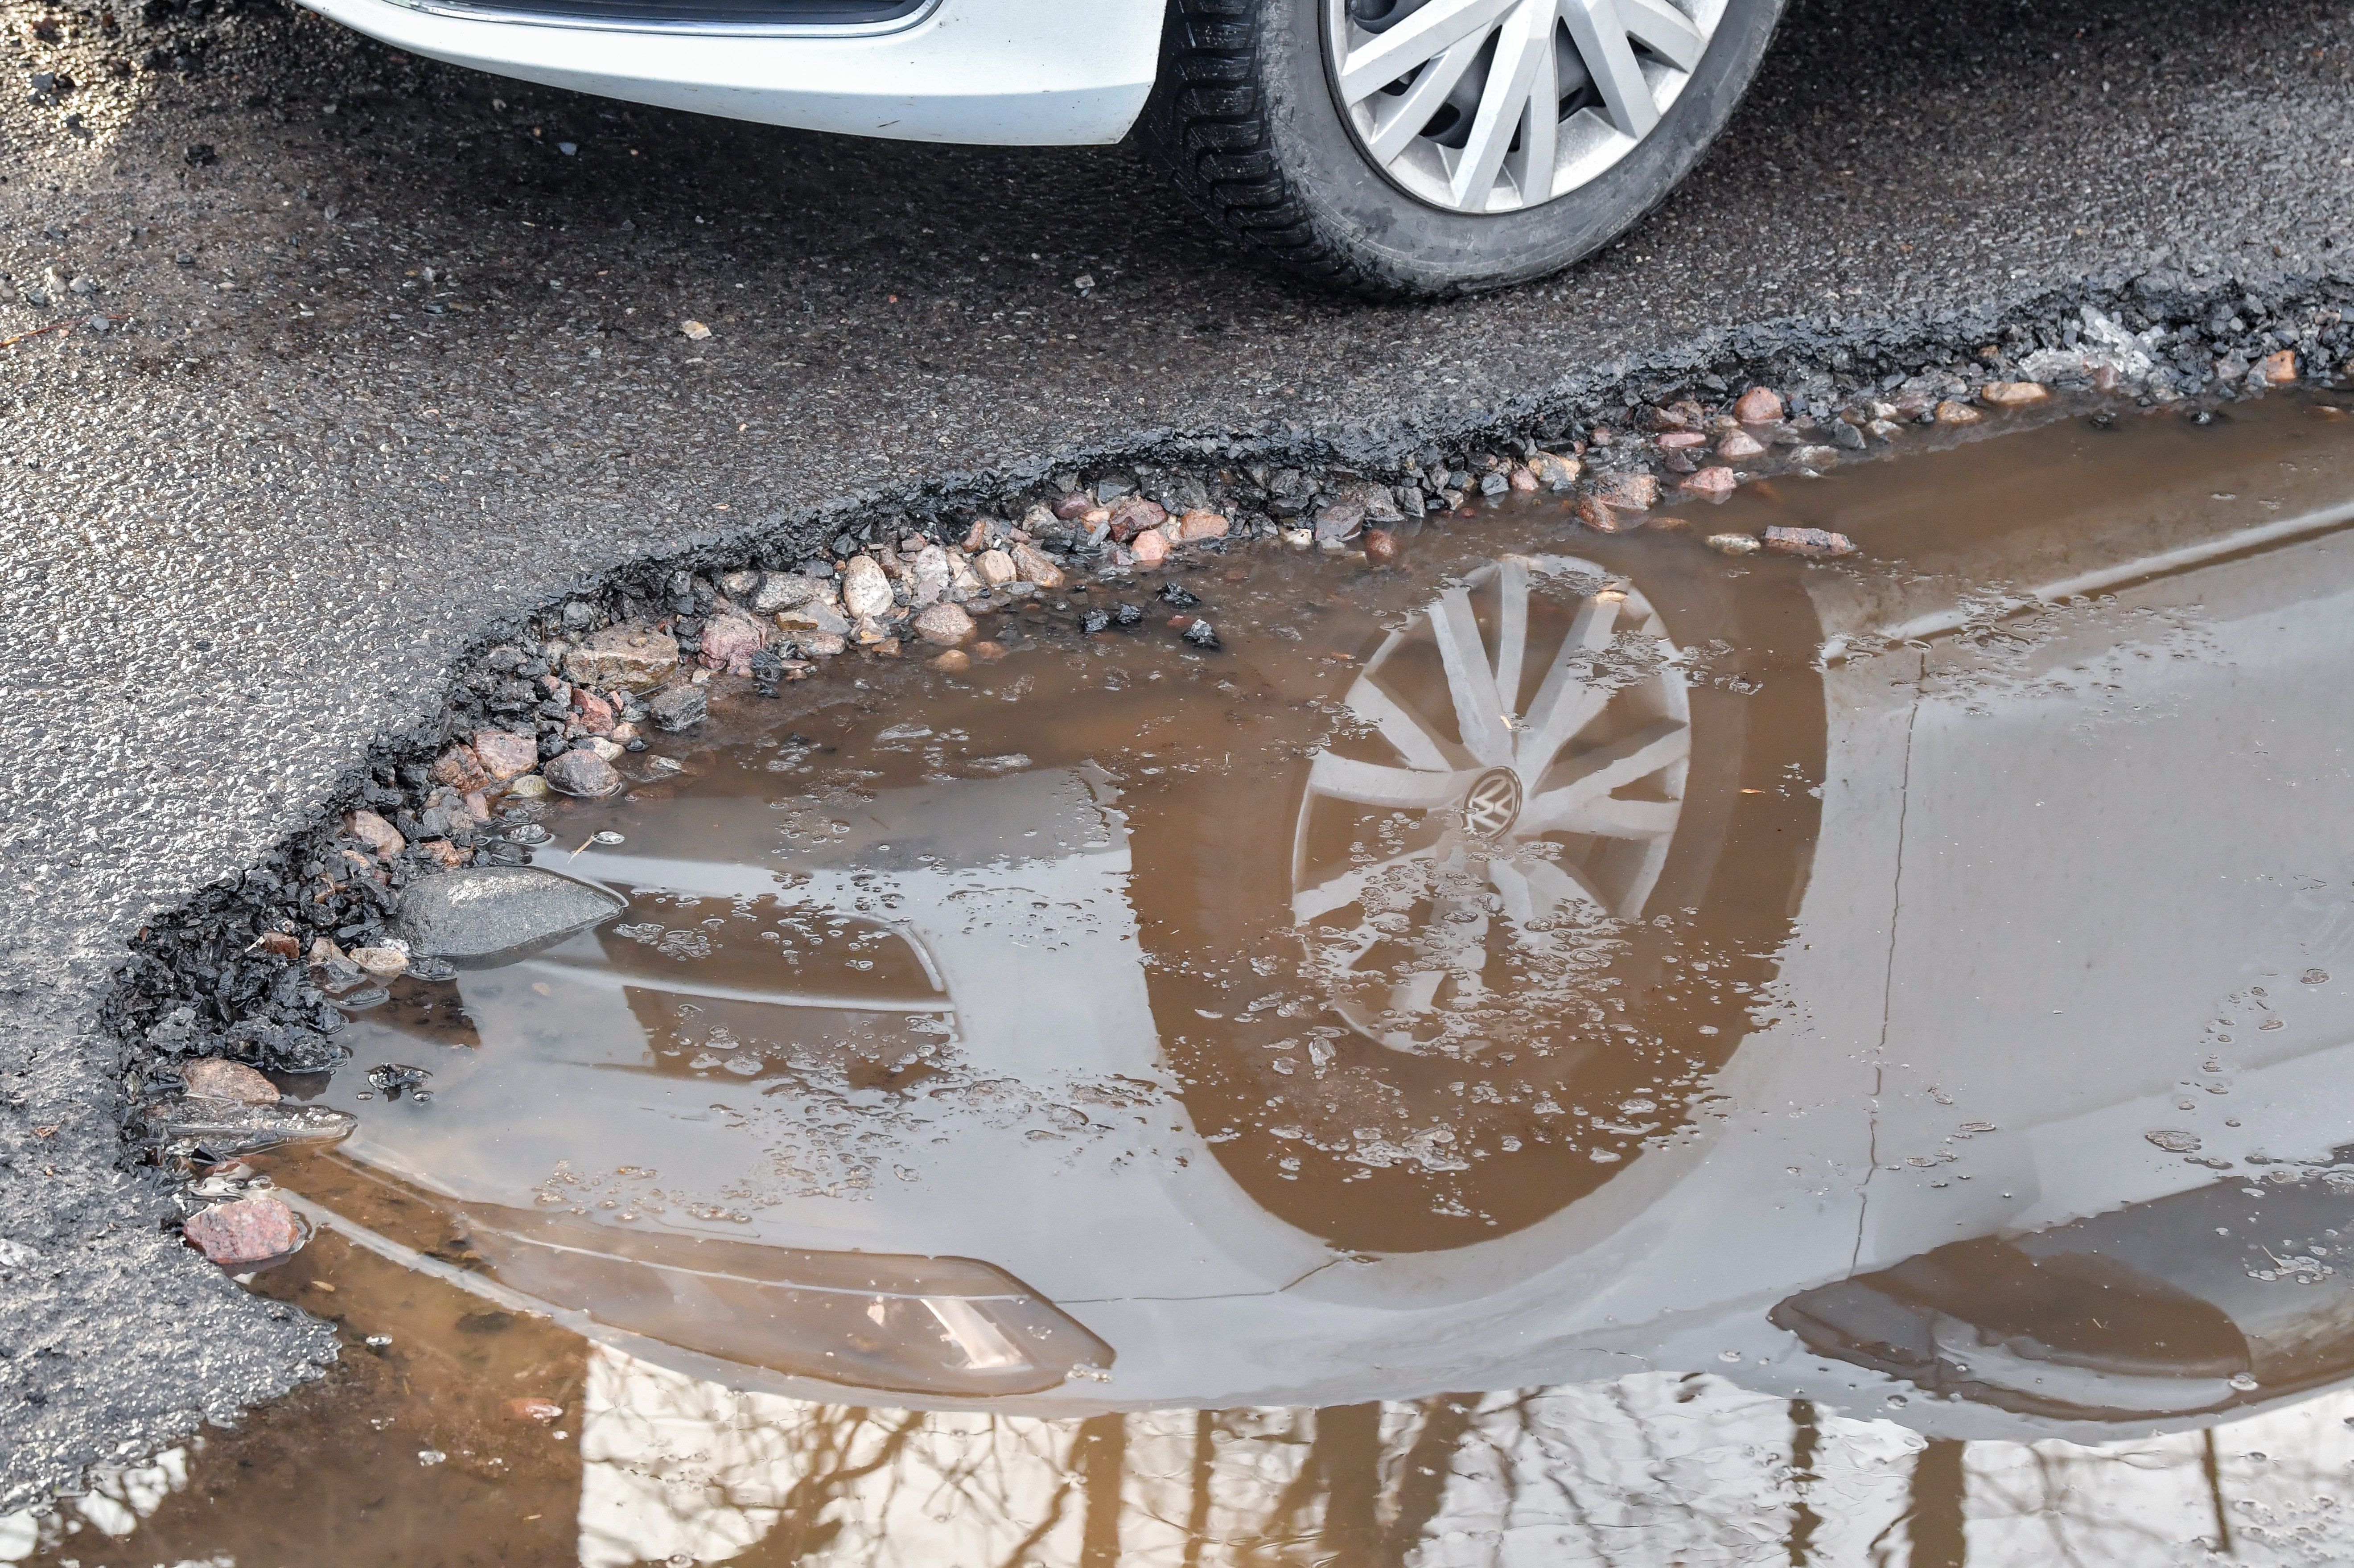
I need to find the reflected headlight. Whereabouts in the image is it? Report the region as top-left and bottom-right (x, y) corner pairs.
(457, 1203), (1111, 1398)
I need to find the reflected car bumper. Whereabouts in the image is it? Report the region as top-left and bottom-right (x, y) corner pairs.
(288, 0), (1164, 145)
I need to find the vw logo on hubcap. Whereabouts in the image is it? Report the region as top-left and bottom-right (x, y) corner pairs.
(1462, 768), (1524, 838)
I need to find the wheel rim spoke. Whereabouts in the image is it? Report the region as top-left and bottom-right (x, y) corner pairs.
(1330, 0), (1720, 214)
(1344, 672), (1470, 774)
(1431, 588), (1517, 767)
(1490, 853), (1608, 921)
(1337, 0), (1523, 104)
(1534, 794), (1680, 838)
(1364, 31), (1490, 164)
(1618, 0), (1705, 70)
(1562, 0), (1663, 139)
(1492, 557), (1531, 715)
(1307, 750), (1479, 811)
(1513, 591), (1620, 779)
(1293, 842), (1457, 924)
(1503, 10), (1562, 206)
(1448, 0), (1552, 210)
(1519, 719), (1689, 835)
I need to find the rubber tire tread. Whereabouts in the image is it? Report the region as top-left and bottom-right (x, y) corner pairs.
(1137, 0), (1387, 298)
(1138, 0), (1782, 301)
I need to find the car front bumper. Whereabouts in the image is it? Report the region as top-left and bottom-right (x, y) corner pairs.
(289, 0), (1164, 145)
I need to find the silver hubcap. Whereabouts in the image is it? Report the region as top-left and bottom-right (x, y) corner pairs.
(1326, 0), (1726, 214)
(1290, 557), (1691, 1053)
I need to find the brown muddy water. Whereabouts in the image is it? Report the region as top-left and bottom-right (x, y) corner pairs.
(19, 394), (2354, 1567)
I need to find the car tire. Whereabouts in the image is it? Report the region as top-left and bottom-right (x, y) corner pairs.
(1137, 0), (1786, 299)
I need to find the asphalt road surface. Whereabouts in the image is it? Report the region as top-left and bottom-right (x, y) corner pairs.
(2, 0), (2351, 1509)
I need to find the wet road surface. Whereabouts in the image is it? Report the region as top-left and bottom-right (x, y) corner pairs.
(4, 0), (2354, 1512)
(20, 394), (2354, 1563)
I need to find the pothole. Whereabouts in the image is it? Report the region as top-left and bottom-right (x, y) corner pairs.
(54, 367), (2354, 1564)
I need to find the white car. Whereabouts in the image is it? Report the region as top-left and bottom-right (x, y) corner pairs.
(288, 0), (1786, 295)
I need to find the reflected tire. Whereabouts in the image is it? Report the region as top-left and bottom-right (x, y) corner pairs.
(1132, 537), (1827, 1254)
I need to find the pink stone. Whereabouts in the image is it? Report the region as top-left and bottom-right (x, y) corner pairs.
(346, 809), (404, 860)
(1979, 380), (2050, 407)
(182, 1059), (279, 1105)
(572, 689), (616, 734)
(1733, 387), (1785, 424)
(1656, 431), (1708, 450)
(472, 729), (539, 782)
(1574, 495), (1624, 533)
(430, 744), (491, 794)
(1589, 470), (1659, 510)
(1763, 525), (1857, 558)
(910, 602), (976, 646)
(1106, 496), (1168, 541)
(183, 1195), (306, 1269)
(1679, 465), (1739, 499)
(1131, 528), (1171, 566)
(1010, 543), (1066, 589)
(697, 610), (770, 676)
(1176, 510), (1229, 542)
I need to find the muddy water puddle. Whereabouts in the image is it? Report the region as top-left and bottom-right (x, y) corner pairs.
(23, 394), (2354, 1566)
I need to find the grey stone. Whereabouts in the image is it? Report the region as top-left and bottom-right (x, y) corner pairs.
(751, 572), (836, 613)
(775, 598), (851, 636)
(542, 749), (621, 797)
(647, 683), (708, 731)
(393, 865), (626, 959)
(841, 556), (893, 618)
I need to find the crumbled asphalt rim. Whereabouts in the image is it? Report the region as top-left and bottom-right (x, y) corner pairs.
(80, 268), (2354, 1471)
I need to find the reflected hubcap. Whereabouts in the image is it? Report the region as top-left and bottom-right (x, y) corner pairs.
(1327, 0), (1725, 214)
(1463, 768), (1524, 837)
(1289, 556), (1692, 1052)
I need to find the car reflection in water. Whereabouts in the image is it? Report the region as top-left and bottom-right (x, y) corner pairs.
(283, 404), (2354, 1568)
(303, 546), (1815, 1418)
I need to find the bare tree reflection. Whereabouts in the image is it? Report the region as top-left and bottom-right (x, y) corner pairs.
(577, 1354), (1862, 1568)
(570, 1350), (2354, 1567)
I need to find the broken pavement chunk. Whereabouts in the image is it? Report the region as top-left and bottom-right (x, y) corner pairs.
(152, 1098), (359, 1158)
(393, 865), (626, 960)
(646, 684), (708, 732)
